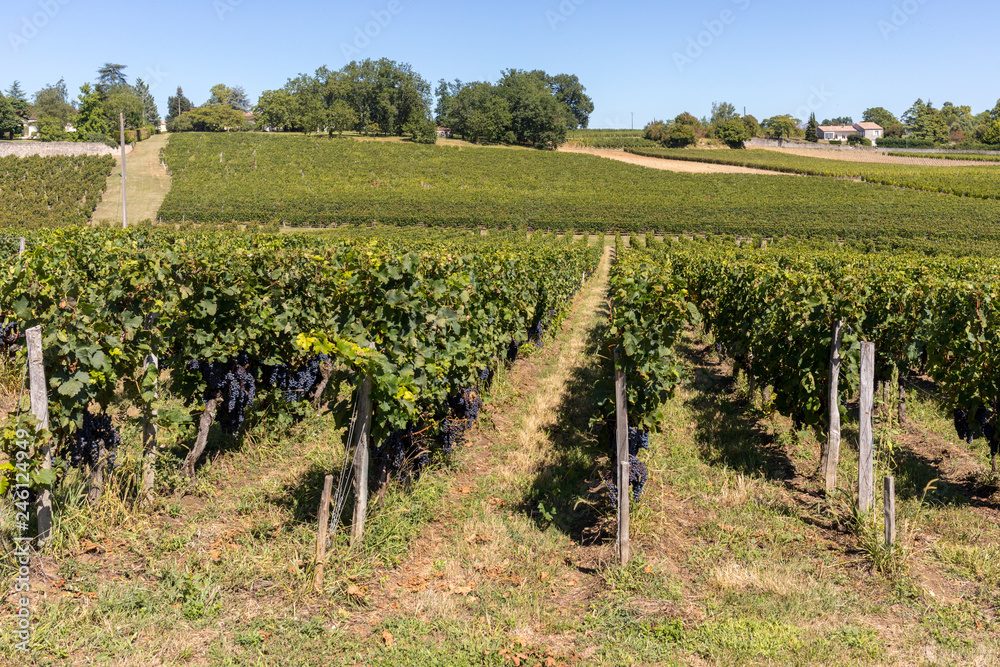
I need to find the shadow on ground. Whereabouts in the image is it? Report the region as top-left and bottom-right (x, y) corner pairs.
(521, 297), (612, 545)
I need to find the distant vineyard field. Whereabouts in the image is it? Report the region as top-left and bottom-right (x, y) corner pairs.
(565, 129), (659, 149)
(0, 154), (114, 227)
(158, 133), (1000, 239)
(626, 147), (1000, 200)
(885, 151), (1000, 162)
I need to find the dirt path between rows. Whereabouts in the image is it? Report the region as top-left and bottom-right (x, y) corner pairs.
(351, 245), (614, 654)
(558, 146), (797, 176)
(759, 146), (997, 167)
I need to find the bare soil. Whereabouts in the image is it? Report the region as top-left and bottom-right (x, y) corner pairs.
(759, 146), (997, 167)
(557, 146), (798, 176)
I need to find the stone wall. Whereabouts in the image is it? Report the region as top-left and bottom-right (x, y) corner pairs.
(0, 141), (133, 158)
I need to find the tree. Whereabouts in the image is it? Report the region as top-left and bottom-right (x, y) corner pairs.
(982, 119), (1000, 146)
(254, 89), (295, 131)
(134, 79), (160, 126)
(805, 113), (819, 142)
(166, 87), (193, 123)
(674, 111), (702, 128)
(32, 79), (76, 125)
(862, 107), (898, 130)
(644, 119), (670, 143)
(167, 105), (245, 132)
(327, 99), (358, 137)
(710, 101), (739, 128)
(434, 78), (462, 127)
(939, 102), (973, 131)
(546, 73), (594, 129)
(97, 63), (129, 91)
(716, 118), (750, 148)
(208, 84), (250, 111)
(497, 69), (567, 148)
(0, 95), (21, 139)
(103, 88), (144, 130)
(821, 116), (853, 125)
(903, 99), (948, 144)
(761, 115), (798, 140)
(741, 114), (759, 138)
(6, 82), (29, 122)
(883, 123), (905, 138)
(990, 99), (1000, 122)
(75, 83), (110, 139)
(665, 123), (696, 147)
(36, 117), (69, 141)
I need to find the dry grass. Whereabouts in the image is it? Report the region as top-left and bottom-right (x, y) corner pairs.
(91, 133), (172, 224)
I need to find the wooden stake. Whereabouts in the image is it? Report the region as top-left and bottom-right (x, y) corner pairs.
(823, 319), (845, 494)
(182, 397), (220, 479)
(18, 237), (25, 256)
(858, 342), (875, 514)
(141, 353), (159, 504)
(26, 326), (52, 547)
(314, 474), (334, 590)
(350, 372), (374, 547)
(86, 439), (108, 506)
(884, 476), (896, 547)
(120, 113), (128, 229)
(897, 374), (907, 425)
(614, 348), (631, 566)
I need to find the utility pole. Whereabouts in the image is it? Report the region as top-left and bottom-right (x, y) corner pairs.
(631, 112), (634, 130)
(120, 112), (128, 229)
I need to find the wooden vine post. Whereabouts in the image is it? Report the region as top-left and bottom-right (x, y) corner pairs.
(858, 342), (876, 514)
(141, 353), (159, 504)
(314, 474), (334, 590)
(18, 237), (25, 256)
(350, 368), (374, 547)
(26, 326), (52, 547)
(884, 476), (896, 547)
(822, 319), (845, 495)
(614, 348), (631, 566)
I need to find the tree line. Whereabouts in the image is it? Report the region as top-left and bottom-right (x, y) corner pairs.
(0, 64), (160, 144)
(246, 59), (593, 149)
(641, 98), (1000, 149)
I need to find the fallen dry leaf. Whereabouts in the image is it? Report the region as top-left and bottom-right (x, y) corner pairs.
(382, 630), (394, 646)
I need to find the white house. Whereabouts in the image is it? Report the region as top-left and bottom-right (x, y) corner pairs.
(853, 122), (883, 140)
(818, 122), (883, 143)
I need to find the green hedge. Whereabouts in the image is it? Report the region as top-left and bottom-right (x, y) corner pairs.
(877, 137), (935, 148)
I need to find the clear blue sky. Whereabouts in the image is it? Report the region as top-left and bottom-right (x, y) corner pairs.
(5, 0), (998, 128)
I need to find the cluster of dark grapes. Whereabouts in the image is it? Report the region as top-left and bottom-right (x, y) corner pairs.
(506, 339), (521, 363)
(439, 387), (483, 454)
(953, 407), (973, 444)
(260, 354), (327, 403)
(373, 424), (421, 478)
(478, 366), (494, 391)
(67, 412), (122, 469)
(219, 356), (256, 435)
(528, 322), (545, 347)
(0, 321), (21, 352)
(602, 425), (650, 504)
(603, 455), (648, 504)
(187, 352), (257, 436)
(713, 342), (726, 357)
